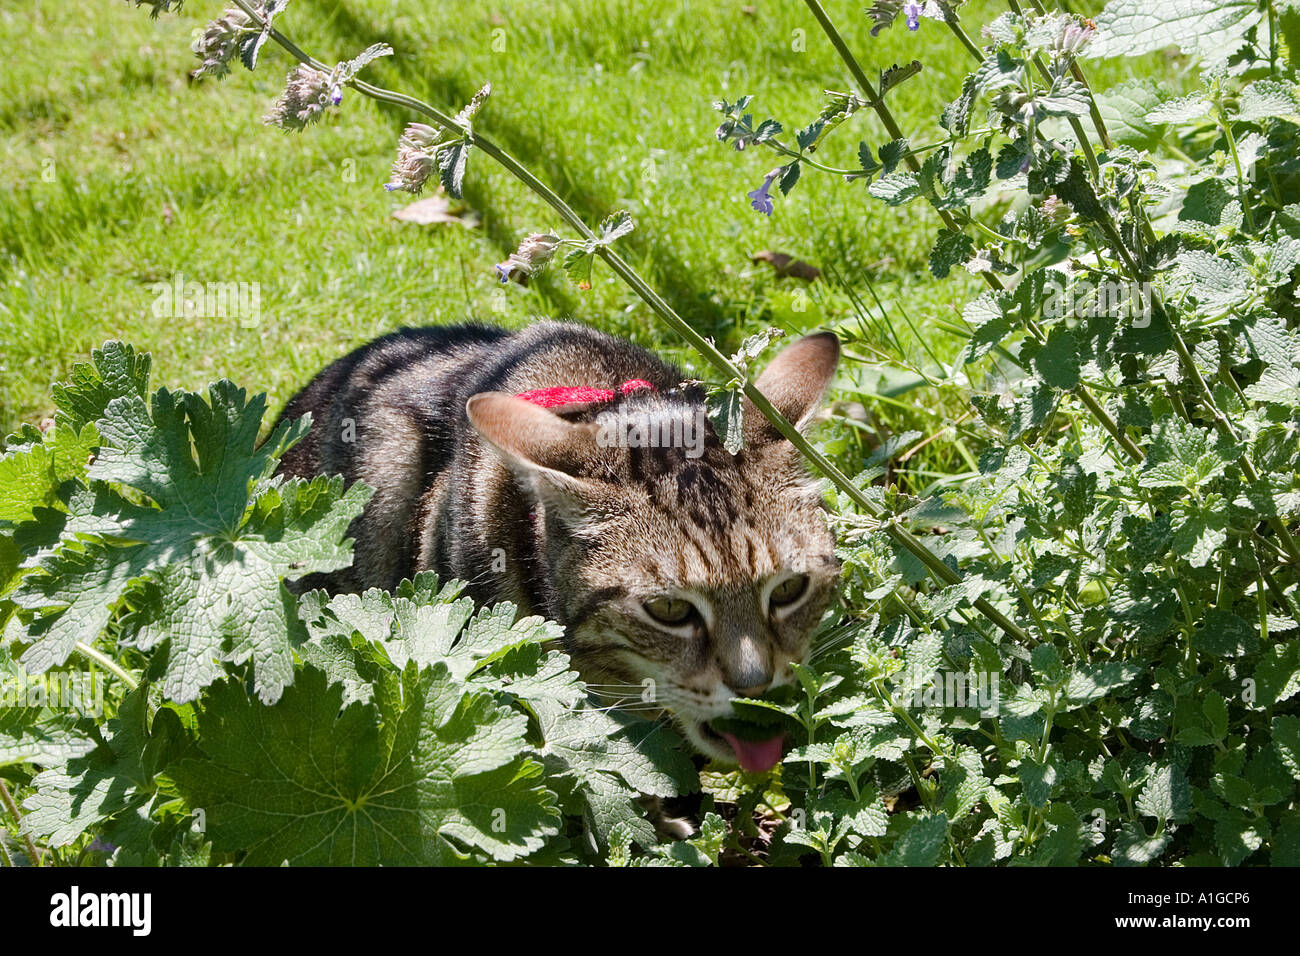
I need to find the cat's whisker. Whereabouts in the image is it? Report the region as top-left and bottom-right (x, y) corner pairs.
(626, 714), (678, 758)
(808, 636), (855, 662)
(584, 700), (665, 716)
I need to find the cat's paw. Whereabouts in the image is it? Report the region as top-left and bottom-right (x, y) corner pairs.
(637, 794), (695, 841)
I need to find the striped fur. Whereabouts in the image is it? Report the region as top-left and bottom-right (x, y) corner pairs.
(275, 320), (841, 764)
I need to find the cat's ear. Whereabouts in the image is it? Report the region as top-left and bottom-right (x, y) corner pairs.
(466, 392), (602, 484)
(743, 331), (840, 445)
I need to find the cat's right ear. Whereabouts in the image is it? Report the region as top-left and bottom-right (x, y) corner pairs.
(465, 392), (602, 486)
(743, 331), (840, 445)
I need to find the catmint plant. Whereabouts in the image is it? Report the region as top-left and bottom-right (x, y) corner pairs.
(4, 0), (1296, 868)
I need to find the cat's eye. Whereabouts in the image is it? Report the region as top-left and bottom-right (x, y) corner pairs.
(644, 596), (696, 626)
(769, 574), (809, 608)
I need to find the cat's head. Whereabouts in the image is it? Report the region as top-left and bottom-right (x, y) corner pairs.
(466, 333), (841, 771)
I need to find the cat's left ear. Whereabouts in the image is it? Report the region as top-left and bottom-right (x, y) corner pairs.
(743, 331), (840, 445)
(465, 392), (603, 488)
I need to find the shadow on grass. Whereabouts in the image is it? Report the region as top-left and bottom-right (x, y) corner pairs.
(323, 0), (744, 344)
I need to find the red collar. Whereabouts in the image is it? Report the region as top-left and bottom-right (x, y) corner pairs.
(515, 379), (655, 409)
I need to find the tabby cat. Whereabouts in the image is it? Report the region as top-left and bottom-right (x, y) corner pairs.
(275, 321), (841, 772)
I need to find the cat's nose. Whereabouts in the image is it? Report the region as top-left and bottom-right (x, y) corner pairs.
(724, 663), (773, 697)
(727, 678), (772, 698)
(721, 636), (773, 696)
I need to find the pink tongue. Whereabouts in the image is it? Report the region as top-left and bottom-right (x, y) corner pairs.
(717, 730), (786, 773)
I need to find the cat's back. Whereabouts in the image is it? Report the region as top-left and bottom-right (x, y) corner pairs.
(274, 320), (682, 593)
(276, 322), (510, 480)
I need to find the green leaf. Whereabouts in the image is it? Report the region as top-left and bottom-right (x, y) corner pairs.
(22, 688), (187, 846)
(778, 161), (801, 196)
(1193, 608), (1257, 657)
(1214, 808), (1267, 865)
(0, 659), (97, 770)
(1064, 661), (1143, 708)
(51, 341), (151, 433)
(11, 353), (369, 705)
(1176, 250), (1250, 310)
(342, 43), (393, 78)
(868, 171), (922, 206)
(1141, 418), (1229, 488)
(535, 700), (696, 847)
(939, 746), (988, 819)
(1112, 821), (1170, 865)
(877, 138), (908, 175)
(1144, 93), (1210, 123)
(961, 290), (1016, 365)
(563, 245), (595, 287)
(1095, 80), (1167, 149)
(705, 387), (745, 455)
(880, 812), (948, 867)
(171, 665), (560, 865)
(1088, 0), (1257, 58)
(929, 229), (974, 279)
(895, 630), (943, 699)
(1019, 758), (1057, 808)
(438, 139), (471, 199)
(942, 73), (979, 136)
(1274, 715), (1300, 780)
(1252, 642), (1300, 708)
(1136, 763), (1191, 823)
(1033, 324), (1080, 390)
(1273, 811), (1300, 865)
(1037, 79), (1092, 118)
(0, 422), (99, 526)
(1238, 79), (1300, 122)
(135, 476), (371, 704)
(1203, 693), (1229, 741)
(595, 210), (635, 246)
(879, 60), (922, 98)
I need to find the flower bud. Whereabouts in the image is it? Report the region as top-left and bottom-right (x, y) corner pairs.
(264, 64), (344, 132)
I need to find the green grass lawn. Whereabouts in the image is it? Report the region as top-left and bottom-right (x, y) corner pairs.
(1, 0), (1163, 479)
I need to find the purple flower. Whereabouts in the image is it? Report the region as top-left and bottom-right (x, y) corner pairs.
(494, 233), (560, 283)
(904, 2), (923, 30)
(384, 123), (441, 194)
(263, 64), (343, 132)
(747, 168), (782, 216)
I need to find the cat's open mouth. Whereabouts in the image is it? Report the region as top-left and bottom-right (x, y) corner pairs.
(700, 718), (787, 773)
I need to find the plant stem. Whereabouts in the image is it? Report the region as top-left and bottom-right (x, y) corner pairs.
(802, 0), (1142, 466)
(1163, 313), (1300, 564)
(0, 779), (41, 867)
(1019, 0), (1114, 150)
(799, 0), (983, 250)
(75, 641), (139, 690)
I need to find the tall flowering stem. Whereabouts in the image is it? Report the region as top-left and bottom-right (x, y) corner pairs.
(798, 0), (1142, 466)
(205, 0), (1033, 643)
